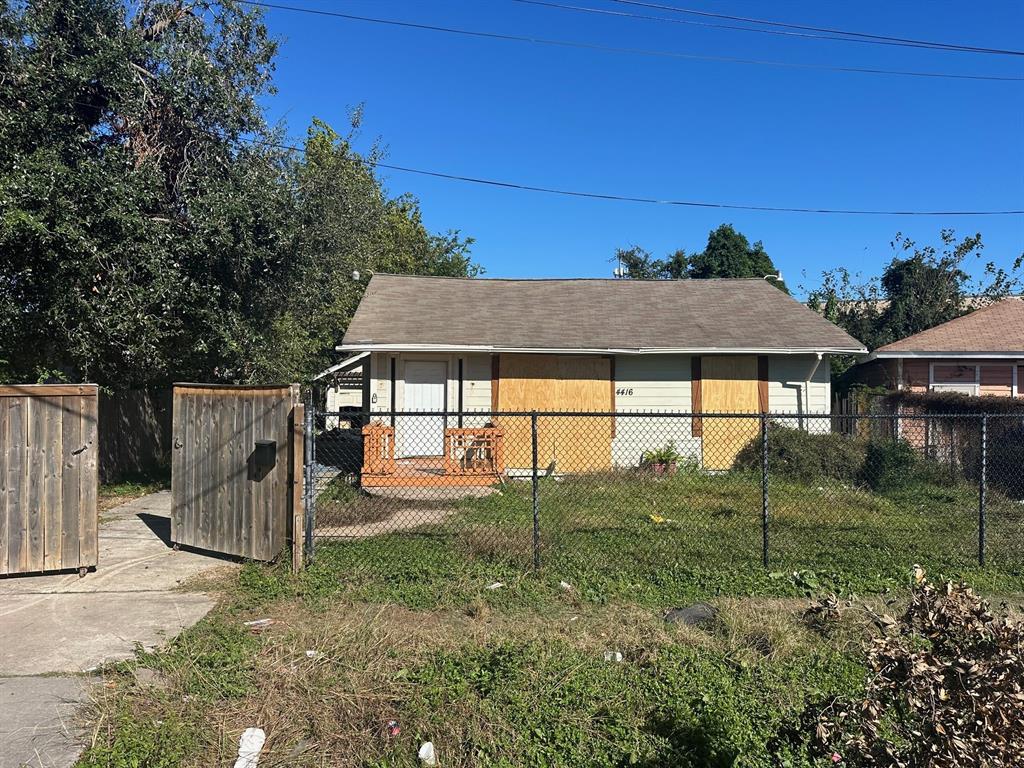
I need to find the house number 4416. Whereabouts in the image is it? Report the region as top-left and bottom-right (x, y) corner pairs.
(615, 388), (634, 396)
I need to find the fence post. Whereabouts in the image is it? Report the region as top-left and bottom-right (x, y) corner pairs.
(761, 413), (769, 568)
(303, 393), (315, 563)
(291, 402), (305, 574)
(531, 411), (540, 571)
(978, 413), (987, 567)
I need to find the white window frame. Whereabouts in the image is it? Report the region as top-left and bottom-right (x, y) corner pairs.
(928, 361), (980, 396)
(928, 361), (1022, 397)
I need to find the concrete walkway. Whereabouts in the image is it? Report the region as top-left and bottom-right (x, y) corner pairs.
(0, 491), (235, 768)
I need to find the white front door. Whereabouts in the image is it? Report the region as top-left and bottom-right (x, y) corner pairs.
(398, 361), (447, 457)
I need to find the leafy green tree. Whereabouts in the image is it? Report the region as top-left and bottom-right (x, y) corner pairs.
(0, 0), (476, 386)
(256, 118), (475, 382)
(688, 224), (788, 292)
(612, 224), (787, 291)
(613, 246), (687, 280)
(807, 230), (1022, 353)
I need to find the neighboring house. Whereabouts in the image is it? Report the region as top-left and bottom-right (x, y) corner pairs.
(314, 362), (365, 412)
(856, 298), (1024, 397)
(335, 274), (864, 476)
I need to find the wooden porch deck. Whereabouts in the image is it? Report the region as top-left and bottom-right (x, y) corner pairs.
(360, 424), (505, 488)
(360, 456), (503, 488)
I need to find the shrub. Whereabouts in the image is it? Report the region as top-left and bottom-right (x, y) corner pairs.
(641, 441), (682, 466)
(986, 423), (1024, 499)
(816, 573), (1024, 767)
(735, 424), (866, 484)
(860, 439), (917, 492)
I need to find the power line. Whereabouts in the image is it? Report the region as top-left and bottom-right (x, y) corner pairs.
(606, 0), (1024, 57)
(237, 1), (1023, 82)
(61, 97), (1021, 217)
(245, 135), (1023, 217)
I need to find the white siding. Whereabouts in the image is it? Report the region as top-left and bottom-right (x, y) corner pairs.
(461, 353), (493, 426)
(324, 367), (364, 410)
(768, 355), (831, 433)
(368, 352), (392, 420)
(367, 352), (494, 424)
(612, 354), (699, 466)
(363, 351), (833, 462)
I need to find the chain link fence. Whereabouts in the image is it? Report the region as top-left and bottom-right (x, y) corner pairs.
(303, 409), (1024, 579)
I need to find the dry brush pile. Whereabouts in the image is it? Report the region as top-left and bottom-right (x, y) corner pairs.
(816, 570), (1024, 767)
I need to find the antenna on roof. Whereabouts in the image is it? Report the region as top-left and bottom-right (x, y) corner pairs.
(764, 272), (784, 283)
(613, 254), (627, 279)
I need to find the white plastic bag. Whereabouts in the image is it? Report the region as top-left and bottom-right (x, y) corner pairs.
(418, 741), (437, 766)
(233, 727), (266, 768)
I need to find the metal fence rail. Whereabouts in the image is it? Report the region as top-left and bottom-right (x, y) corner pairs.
(303, 410), (1024, 575)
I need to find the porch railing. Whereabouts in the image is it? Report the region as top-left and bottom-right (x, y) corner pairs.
(361, 423), (396, 476)
(360, 423), (504, 478)
(444, 427), (505, 476)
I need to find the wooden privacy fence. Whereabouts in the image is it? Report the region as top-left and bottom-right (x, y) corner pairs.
(170, 384), (302, 562)
(0, 385), (99, 576)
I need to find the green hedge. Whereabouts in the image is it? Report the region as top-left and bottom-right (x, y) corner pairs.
(883, 390), (1024, 416)
(736, 424), (962, 492)
(735, 425), (866, 484)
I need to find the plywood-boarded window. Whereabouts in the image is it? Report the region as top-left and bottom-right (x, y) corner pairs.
(700, 355), (760, 470)
(496, 354), (612, 472)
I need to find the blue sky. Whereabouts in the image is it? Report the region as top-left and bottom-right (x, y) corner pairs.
(255, 0), (1024, 296)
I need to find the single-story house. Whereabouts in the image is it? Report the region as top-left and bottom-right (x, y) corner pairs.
(334, 274), (864, 478)
(855, 297), (1024, 397)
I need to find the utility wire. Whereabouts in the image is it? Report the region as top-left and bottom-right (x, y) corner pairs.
(237, 1), (1023, 82)
(62, 96), (1021, 216)
(606, 0), (1024, 57)
(243, 135), (1023, 217)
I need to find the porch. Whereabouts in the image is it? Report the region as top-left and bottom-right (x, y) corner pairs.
(361, 423), (505, 488)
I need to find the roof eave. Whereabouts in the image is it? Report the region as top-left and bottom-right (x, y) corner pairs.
(867, 350), (1024, 361)
(337, 343), (866, 355)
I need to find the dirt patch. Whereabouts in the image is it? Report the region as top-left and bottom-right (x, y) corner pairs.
(316, 506), (457, 539)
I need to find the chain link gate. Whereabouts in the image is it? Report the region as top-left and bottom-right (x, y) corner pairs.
(299, 407), (1023, 574)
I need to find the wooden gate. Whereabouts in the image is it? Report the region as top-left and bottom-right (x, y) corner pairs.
(170, 384), (300, 561)
(0, 385), (98, 576)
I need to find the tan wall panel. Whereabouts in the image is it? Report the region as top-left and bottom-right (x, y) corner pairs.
(497, 354), (612, 471)
(701, 356), (759, 470)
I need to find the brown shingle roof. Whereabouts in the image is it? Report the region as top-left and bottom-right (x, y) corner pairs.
(874, 297), (1024, 355)
(341, 274), (865, 353)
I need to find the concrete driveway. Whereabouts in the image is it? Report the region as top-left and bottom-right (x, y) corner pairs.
(0, 491), (236, 768)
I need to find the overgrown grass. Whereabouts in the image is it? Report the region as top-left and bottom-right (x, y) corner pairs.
(79, 468), (1024, 766)
(300, 469), (1024, 610)
(80, 589), (869, 767)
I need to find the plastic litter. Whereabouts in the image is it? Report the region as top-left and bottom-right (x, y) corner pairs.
(386, 720), (401, 737)
(233, 727), (266, 768)
(603, 651), (623, 663)
(305, 650), (317, 658)
(559, 580), (574, 591)
(485, 582), (505, 590)
(243, 618), (274, 632)
(418, 741), (437, 766)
